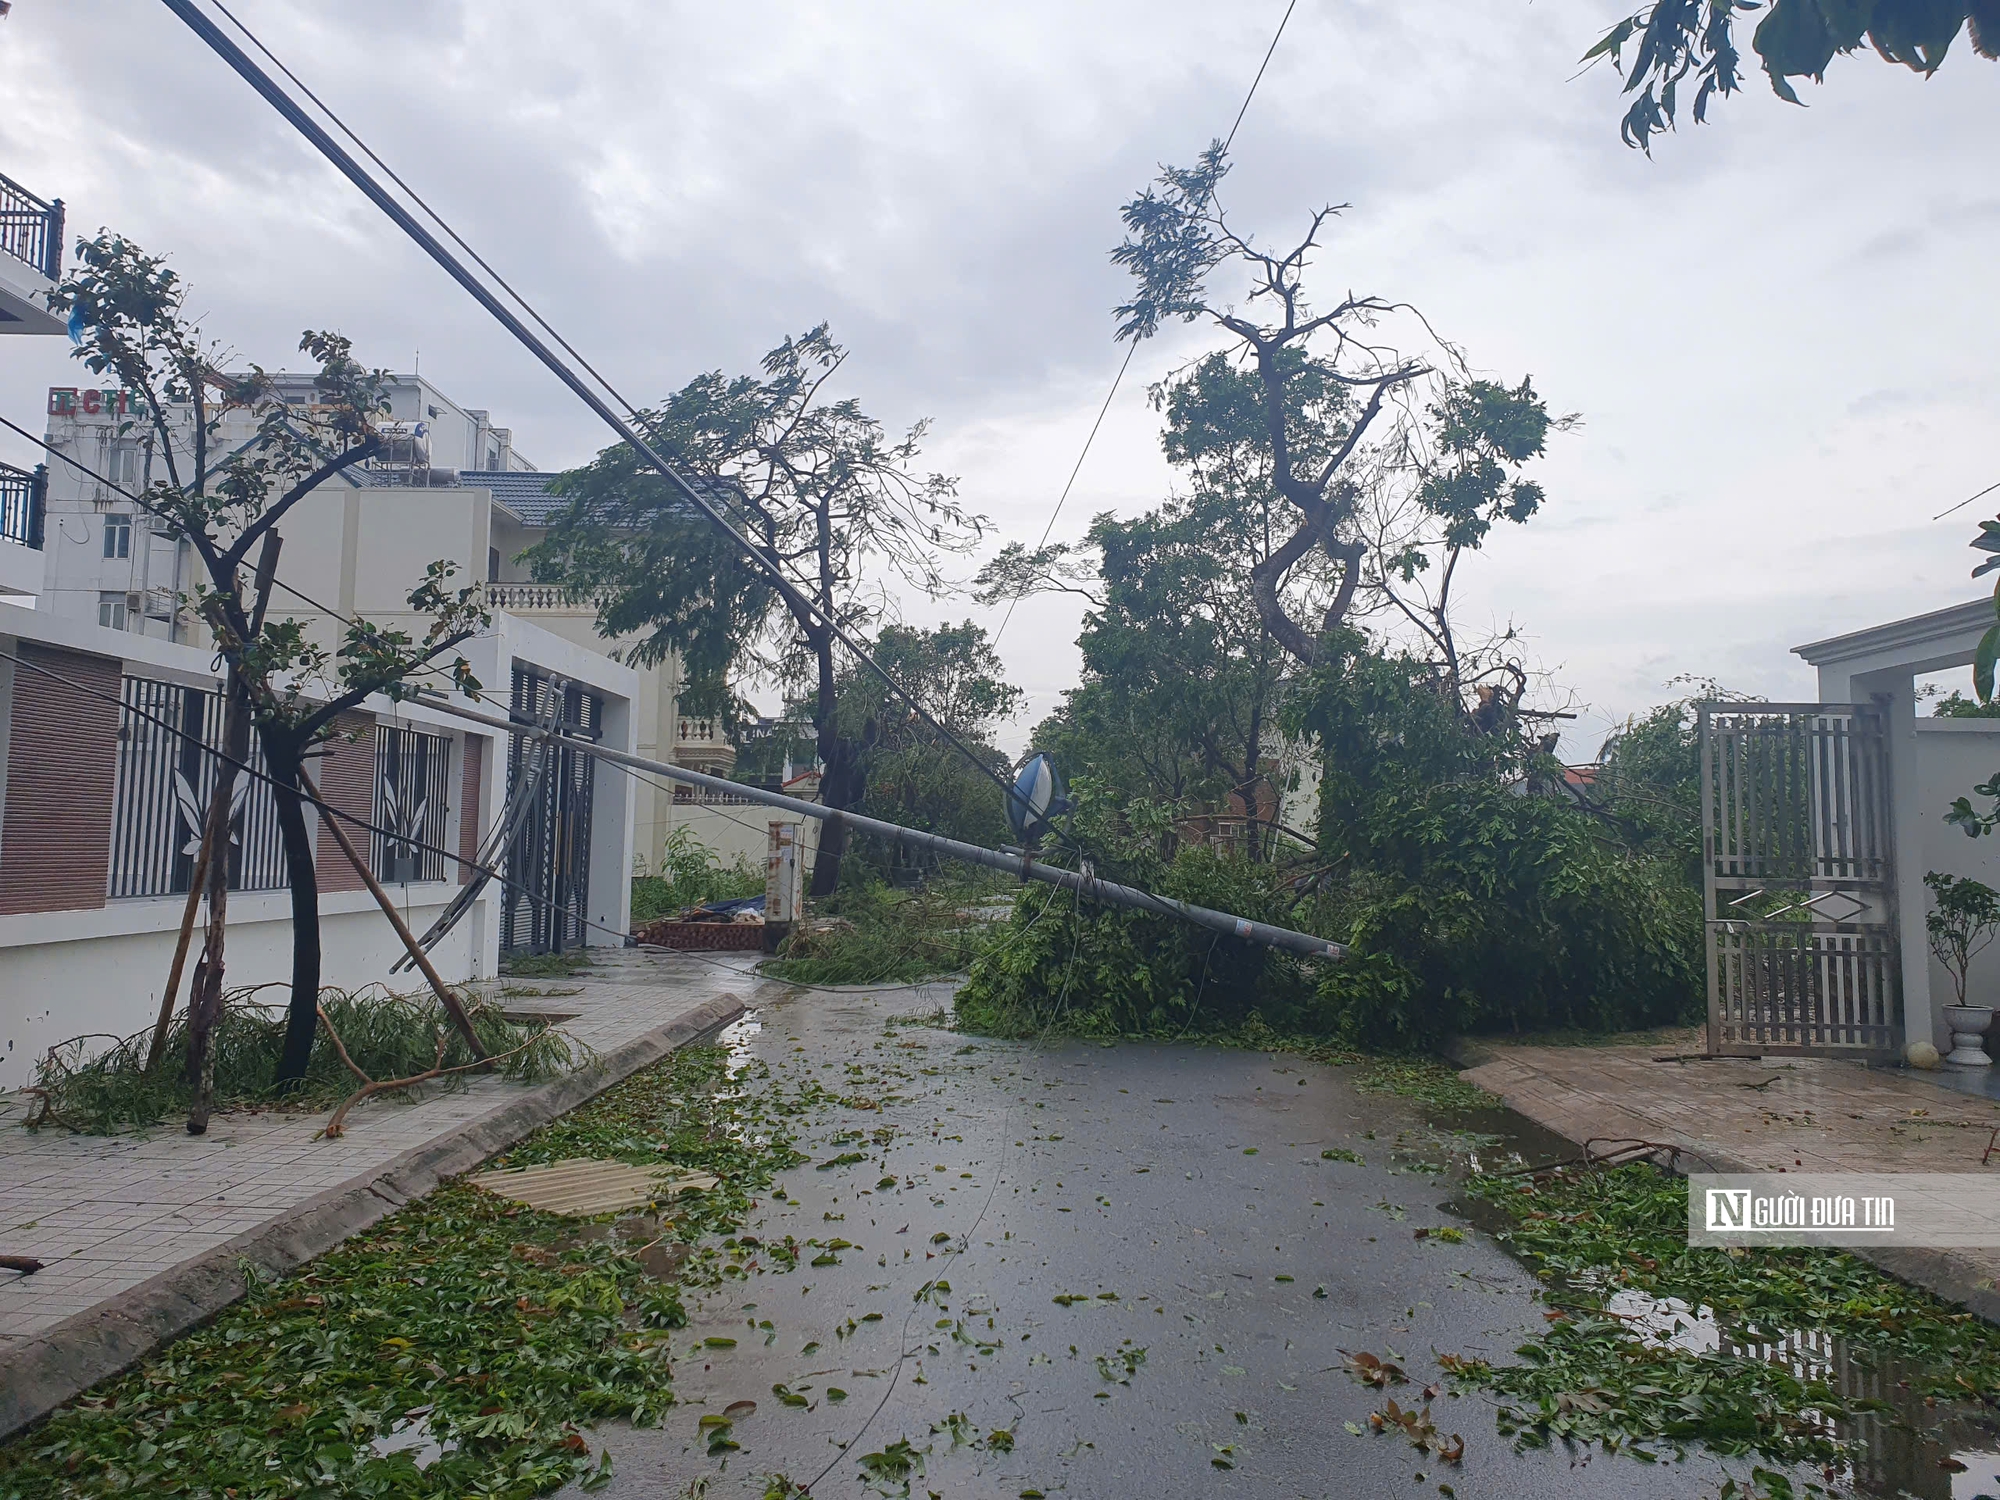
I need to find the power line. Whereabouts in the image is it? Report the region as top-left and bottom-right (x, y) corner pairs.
(0, 641), (633, 951)
(989, 0), (1298, 647)
(0, 412), (973, 859)
(159, 0), (1048, 844)
(1933, 478), (2000, 523)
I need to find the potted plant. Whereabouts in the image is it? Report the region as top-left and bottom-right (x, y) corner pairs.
(1925, 871), (2000, 1066)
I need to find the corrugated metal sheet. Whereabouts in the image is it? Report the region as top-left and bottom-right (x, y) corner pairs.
(464, 1158), (719, 1217)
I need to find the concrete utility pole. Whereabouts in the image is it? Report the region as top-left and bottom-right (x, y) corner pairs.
(416, 691), (1346, 964)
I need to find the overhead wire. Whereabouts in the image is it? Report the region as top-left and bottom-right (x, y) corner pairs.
(1933, 478), (2000, 523)
(991, 0), (1299, 648)
(0, 410), (839, 853)
(161, 0), (1055, 849)
(0, 641), (634, 953)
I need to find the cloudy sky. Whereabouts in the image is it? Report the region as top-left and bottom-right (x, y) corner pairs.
(3, 1), (1995, 755)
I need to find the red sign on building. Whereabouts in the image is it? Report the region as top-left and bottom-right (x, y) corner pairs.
(47, 388), (135, 418)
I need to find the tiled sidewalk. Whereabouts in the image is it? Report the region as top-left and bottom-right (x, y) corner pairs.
(1456, 1037), (2000, 1312)
(0, 950), (755, 1353)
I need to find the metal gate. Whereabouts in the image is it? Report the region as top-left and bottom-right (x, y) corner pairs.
(1700, 701), (1899, 1057)
(501, 667), (602, 955)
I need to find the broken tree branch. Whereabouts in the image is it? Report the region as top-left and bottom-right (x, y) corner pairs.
(314, 1003), (374, 1086)
(319, 1023), (552, 1139)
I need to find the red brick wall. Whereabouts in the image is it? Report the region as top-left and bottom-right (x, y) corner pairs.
(457, 735), (483, 884)
(313, 713), (377, 894)
(0, 644), (121, 915)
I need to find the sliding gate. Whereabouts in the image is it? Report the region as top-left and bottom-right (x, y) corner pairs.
(1700, 702), (1900, 1057)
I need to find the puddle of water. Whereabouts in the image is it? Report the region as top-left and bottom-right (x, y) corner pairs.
(553, 1214), (689, 1281)
(370, 1411), (455, 1469)
(717, 1012), (763, 1077)
(1407, 1092), (2000, 1499)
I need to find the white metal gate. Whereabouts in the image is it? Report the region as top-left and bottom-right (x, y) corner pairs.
(1700, 702), (1900, 1057)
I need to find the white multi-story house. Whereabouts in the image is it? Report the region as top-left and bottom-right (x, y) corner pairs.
(0, 369), (664, 1087)
(34, 371), (806, 880)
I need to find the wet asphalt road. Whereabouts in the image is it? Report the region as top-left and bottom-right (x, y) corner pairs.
(560, 984), (1763, 1500)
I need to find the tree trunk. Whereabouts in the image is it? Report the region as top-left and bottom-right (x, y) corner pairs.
(266, 738), (323, 1088)
(185, 670), (252, 1135)
(806, 630), (851, 898)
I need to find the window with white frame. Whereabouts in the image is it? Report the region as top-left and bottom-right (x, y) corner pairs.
(98, 591), (128, 630)
(104, 443), (142, 491)
(102, 514), (131, 560)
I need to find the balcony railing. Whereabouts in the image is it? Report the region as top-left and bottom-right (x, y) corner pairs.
(0, 462), (45, 550)
(483, 582), (592, 611)
(0, 172), (63, 282)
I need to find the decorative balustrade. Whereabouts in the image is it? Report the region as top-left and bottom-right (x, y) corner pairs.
(0, 172), (62, 281)
(0, 461), (44, 550)
(483, 581), (588, 611)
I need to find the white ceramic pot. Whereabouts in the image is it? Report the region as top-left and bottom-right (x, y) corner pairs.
(1942, 1004), (1995, 1068)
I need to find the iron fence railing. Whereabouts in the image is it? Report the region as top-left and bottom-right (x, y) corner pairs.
(110, 676), (288, 898)
(372, 724), (453, 884)
(0, 171), (63, 282)
(0, 462), (44, 550)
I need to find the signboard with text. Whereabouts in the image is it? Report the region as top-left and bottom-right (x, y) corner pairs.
(47, 387), (137, 418)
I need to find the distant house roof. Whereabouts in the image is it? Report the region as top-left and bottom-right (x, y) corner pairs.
(349, 465), (742, 529)
(469, 470), (570, 525)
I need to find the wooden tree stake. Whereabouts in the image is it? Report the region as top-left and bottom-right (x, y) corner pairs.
(146, 812), (218, 1073)
(299, 768), (490, 1063)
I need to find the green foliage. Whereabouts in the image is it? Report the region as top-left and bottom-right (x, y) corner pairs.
(1459, 1163), (2000, 1463)
(0, 1045), (809, 1499)
(955, 847), (1321, 1037)
(57, 234), (488, 744)
(1586, 1), (2000, 151)
(963, 642), (1703, 1050)
(1294, 645), (1703, 1047)
(1922, 869), (2000, 1004)
(522, 325), (983, 734)
(631, 828), (763, 923)
(1930, 688), (2000, 718)
(25, 988), (583, 1133)
(1408, 378), (1551, 554)
(829, 621), (1019, 872)
(767, 876), (1008, 986)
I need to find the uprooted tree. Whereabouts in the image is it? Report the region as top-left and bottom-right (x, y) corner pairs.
(58, 233), (488, 1129)
(524, 324), (986, 894)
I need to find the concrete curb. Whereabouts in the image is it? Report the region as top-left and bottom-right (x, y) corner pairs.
(0, 990), (747, 1440)
(1442, 1038), (2000, 1328)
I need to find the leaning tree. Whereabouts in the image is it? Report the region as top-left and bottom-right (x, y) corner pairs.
(525, 324), (985, 894)
(59, 233), (488, 1128)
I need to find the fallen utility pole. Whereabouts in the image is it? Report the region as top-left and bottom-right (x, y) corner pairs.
(416, 692), (1345, 964)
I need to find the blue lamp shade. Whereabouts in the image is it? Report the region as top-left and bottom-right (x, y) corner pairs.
(1007, 752), (1068, 845)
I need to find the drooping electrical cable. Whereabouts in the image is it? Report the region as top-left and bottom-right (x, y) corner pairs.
(991, 0), (1299, 648)
(158, 0), (1052, 844)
